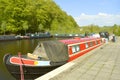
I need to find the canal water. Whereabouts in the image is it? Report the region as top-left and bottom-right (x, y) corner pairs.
(0, 38), (57, 80)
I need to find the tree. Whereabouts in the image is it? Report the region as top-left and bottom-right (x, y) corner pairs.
(0, 0), (80, 34)
(1, 21), (6, 35)
(22, 21), (28, 35)
(38, 24), (44, 32)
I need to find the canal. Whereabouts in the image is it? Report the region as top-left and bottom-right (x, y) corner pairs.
(0, 38), (57, 80)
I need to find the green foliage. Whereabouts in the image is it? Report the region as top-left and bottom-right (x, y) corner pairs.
(0, 0), (119, 36)
(0, 0), (80, 35)
(22, 21), (28, 34)
(80, 24), (120, 36)
(1, 21), (6, 35)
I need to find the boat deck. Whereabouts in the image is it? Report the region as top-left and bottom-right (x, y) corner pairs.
(36, 37), (120, 80)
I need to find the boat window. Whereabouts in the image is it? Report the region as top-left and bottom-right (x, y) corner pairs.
(100, 40), (102, 43)
(90, 42), (93, 47)
(85, 43), (89, 49)
(76, 45), (80, 52)
(97, 41), (99, 44)
(72, 46), (76, 53)
(72, 45), (80, 53)
(95, 41), (98, 45)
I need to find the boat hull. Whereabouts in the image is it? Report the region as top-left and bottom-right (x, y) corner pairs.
(3, 54), (63, 80)
(3, 37), (105, 80)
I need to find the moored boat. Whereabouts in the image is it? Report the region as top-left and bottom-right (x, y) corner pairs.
(3, 37), (105, 80)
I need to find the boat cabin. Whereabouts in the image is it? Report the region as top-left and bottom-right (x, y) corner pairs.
(60, 37), (103, 61)
(28, 37), (103, 62)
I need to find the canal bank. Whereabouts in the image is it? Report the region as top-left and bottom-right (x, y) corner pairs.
(36, 37), (120, 80)
(0, 35), (17, 41)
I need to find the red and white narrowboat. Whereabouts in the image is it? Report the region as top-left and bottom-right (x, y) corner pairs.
(3, 37), (104, 80)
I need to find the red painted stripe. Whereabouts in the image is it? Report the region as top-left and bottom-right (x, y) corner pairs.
(10, 57), (34, 65)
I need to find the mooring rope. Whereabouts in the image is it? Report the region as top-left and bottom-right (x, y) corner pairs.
(18, 52), (24, 80)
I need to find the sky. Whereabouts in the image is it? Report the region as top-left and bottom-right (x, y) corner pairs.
(54, 0), (120, 26)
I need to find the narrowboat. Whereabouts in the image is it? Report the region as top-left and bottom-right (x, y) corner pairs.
(3, 37), (105, 80)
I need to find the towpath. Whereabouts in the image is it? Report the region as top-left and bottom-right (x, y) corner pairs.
(36, 37), (120, 80)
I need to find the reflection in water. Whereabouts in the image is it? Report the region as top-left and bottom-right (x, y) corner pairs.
(0, 39), (50, 80)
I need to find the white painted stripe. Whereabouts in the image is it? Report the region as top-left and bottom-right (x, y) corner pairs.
(35, 61), (50, 66)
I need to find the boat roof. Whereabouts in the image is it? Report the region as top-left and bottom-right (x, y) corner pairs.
(60, 37), (100, 44)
